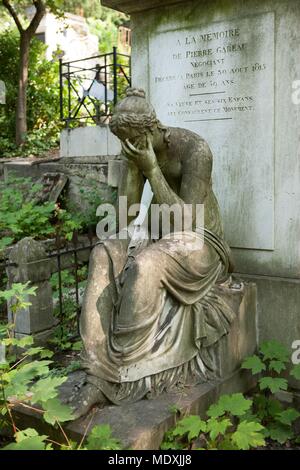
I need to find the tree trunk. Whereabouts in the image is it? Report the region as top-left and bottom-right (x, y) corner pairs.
(16, 33), (30, 146)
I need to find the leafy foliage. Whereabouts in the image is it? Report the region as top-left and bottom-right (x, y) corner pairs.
(0, 282), (37, 317)
(0, 176), (83, 251)
(207, 393), (252, 418)
(85, 424), (121, 450)
(0, 2), (127, 156)
(242, 355), (266, 375)
(291, 364), (300, 380)
(0, 281), (120, 450)
(259, 377), (288, 394)
(260, 341), (290, 363)
(2, 428), (51, 450)
(161, 393), (265, 450)
(0, 28), (61, 156)
(231, 421), (265, 450)
(162, 340), (300, 450)
(241, 340), (300, 446)
(172, 415), (207, 442)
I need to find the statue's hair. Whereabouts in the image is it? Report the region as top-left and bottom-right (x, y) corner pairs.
(126, 88), (146, 98)
(109, 87), (170, 145)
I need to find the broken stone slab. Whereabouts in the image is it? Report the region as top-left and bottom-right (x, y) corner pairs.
(26, 173), (68, 204)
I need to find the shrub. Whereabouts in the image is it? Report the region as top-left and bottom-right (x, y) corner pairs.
(0, 27), (62, 157)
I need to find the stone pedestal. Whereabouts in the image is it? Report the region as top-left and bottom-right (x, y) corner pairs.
(9, 282), (257, 449)
(6, 238), (55, 343)
(102, 0), (300, 388)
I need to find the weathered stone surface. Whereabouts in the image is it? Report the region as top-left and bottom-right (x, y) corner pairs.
(240, 273), (300, 389)
(8, 238), (51, 284)
(77, 86), (252, 417)
(107, 159), (122, 187)
(11, 368), (256, 449)
(3, 158), (117, 213)
(213, 281), (257, 378)
(102, 0), (187, 14)
(148, 13), (275, 251)
(4, 160), (42, 180)
(28, 173), (68, 204)
(116, 0), (300, 398)
(14, 327), (56, 345)
(7, 238), (55, 341)
(129, 0), (300, 279)
(7, 278), (257, 447)
(60, 126), (121, 158)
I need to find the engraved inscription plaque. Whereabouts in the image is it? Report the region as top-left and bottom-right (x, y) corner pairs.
(149, 13), (275, 250)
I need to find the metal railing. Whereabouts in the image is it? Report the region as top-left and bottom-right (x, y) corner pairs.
(59, 47), (131, 127)
(1, 232), (99, 339)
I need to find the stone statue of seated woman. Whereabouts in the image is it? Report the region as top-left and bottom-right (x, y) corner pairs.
(63, 88), (242, 418)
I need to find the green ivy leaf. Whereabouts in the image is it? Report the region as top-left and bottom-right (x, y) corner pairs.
(231, 421), (266, 450)
(207, 394), (252, 418)
(160, 429), (185, 450)
(172, 415), (207, 441)
(206, 401), (225, 419)
(206, 417), (232, 441)
(43, 398), (73, 425)
(3, 335), (34, 348)
(160, 440), (184, 450)
(267, 398), (284, 418)
(259, 377), (288, 394)
(23, 347), (54, 359)
(242, 355), (266, 374)
(268, 423), (294, 444)
(85, 424), (121, 450)
(269, 360), (286, 374)
(4, 360), (52, 399)
(260, 340), (289, 363)
(71, 341), (82, 351)
(291, 364), (300, 380)
(2, 428), (50, 450)
(218, 436), (239, 450)
(275, 408), (300, 426)
(31, 376), (67, 404)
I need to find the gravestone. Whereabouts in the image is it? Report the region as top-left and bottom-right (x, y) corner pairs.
(102, 0), (300, 377)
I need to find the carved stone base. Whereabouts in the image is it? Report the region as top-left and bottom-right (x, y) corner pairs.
(7, 282), (257, 449)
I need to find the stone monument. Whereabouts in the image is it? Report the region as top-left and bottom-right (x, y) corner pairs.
(62, 88), (256, 419)
(102, 0), (300, 388)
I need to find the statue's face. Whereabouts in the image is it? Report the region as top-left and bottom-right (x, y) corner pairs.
(111, 114), (153, 149)
(113, 125), (146, 144)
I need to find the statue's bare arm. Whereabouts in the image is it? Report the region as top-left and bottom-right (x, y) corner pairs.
(120, 135), (212, 228)
(145, 142), (212, 224)
(118, 156), (144, 226)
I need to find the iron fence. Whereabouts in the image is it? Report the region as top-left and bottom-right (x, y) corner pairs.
(49, 231), (97, 338)
(59, 47), (131, 127)
(0, 232), (99, 339)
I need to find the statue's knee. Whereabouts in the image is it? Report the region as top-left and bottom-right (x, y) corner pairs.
(90, 244), (109, 267)
(130, 250), (162, 279)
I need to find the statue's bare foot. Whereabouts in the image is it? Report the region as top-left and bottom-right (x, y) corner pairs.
(58, 371), (108, 420)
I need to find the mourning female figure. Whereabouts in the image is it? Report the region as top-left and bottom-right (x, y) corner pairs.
(68, 88), (236, 417)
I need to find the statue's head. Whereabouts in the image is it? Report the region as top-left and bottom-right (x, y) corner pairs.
(110, 88), (170, 147)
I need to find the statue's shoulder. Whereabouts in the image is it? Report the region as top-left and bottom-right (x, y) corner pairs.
(169, 126), (213, 158)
